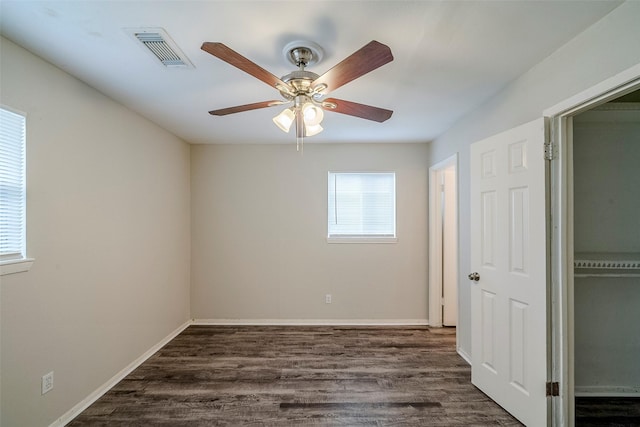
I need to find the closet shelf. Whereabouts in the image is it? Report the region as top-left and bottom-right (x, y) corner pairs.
(574, 253), (640, 278)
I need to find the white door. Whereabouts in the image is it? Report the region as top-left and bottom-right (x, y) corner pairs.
(429, 155), (458, 328)
(470, 118), (548, 426)
(442, 167), (457, 326)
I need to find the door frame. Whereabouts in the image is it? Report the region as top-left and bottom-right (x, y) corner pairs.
(428, 153), (459, 331)
(544, 63), (640, 426)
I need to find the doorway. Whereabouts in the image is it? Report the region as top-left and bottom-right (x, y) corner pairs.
(429, 154), (459, 330)
(571, 90), (640, 424)
(545, 65), (640, 426)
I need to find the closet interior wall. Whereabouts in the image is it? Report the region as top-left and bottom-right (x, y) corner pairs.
(572, 103), (640, 395)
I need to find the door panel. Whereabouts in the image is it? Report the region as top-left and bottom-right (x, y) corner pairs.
(470, 118), (548, 426)
(509, 298), (528, 392)
(509, 186), (529, 273)
(481, 290), (497, 373)
(481, 191), (497, 267)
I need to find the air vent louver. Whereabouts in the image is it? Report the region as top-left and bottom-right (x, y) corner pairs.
(126, 28), (193, 68)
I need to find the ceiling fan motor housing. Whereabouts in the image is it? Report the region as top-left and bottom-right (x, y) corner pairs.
(279, 41), (326, 101)
(279, 70), (321, 99)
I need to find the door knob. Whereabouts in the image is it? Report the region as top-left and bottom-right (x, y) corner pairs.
(468, 272), (480, 282)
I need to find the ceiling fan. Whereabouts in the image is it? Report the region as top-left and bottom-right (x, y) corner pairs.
(201, 40), (394, 147)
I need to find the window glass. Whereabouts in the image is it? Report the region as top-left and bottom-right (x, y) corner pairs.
(328, 172), (396, 239)
(0, 107), (27, 261)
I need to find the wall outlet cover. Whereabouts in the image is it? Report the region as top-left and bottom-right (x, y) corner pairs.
(42, 371), (54, 394)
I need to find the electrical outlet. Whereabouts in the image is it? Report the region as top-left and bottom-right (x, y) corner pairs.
(42, 371), (54, 395)
(325, 294), (332, 304)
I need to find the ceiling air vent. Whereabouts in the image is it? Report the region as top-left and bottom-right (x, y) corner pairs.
(125, 28), (193, 68)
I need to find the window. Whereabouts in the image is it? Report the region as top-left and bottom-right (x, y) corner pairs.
(0, 107), (32, 275)
(327, 172), (396, 242)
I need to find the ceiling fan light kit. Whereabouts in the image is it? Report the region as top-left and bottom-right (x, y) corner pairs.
(201, 39), (394, 150)
(272, 108), (295, 133)
(303, 102), (324, 126)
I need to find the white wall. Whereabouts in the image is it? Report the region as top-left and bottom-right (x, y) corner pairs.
(428, 1), (640, 358)
(573, 110), (640, 254)
(191, 143), (429, 322)
(0, 37), (191, 426)
(573, 109), (640, 393)
(3, 1), (640, 422)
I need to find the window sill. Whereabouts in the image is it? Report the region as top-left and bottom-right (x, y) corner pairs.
(0, 258), (35, 276)
(327, 237), (398, 244)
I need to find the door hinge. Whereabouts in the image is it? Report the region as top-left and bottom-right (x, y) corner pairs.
(546, 381), (559, 397)
(544, 118), (556, 161)
(544, 142), (555, 161)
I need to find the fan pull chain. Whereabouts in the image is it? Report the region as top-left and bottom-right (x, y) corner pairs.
(296, 134), (304, 154)
(295, 102), (304, 154)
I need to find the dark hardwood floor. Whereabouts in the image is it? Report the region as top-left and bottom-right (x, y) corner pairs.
(69, 325), (522, 426)
(575, 396), (640, 427)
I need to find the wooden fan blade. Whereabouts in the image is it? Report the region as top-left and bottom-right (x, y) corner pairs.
(323, 98), (393, 123)
(209, 100), (286, 116)
(201, 42), (287, 89)
(311, 41), (393, 93)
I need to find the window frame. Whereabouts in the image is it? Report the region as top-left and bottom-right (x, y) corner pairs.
(0, 106), (34, 276)
(326, 171), (397, 244)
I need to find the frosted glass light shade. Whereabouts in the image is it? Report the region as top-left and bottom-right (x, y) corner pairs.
(272, 108), (295, 133)
(305, 123), (323, 136)
(302, 103), (324, 126)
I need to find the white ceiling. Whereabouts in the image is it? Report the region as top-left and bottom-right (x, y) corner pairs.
(0, 1), (622, 144)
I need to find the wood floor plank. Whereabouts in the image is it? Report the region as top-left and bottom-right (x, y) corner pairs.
(575, 396), (640, 426)
(69, 326), (523, 426)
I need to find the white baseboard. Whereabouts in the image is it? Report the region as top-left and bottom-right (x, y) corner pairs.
(575, 385), (640, 397)
(49, 320), (192, 427)
(457, 347), (472, 365)
(193, 318), (429, 326)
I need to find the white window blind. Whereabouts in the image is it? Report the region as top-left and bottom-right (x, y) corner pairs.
(0, 108), (27, 261)
(328, 172), (396, 238)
